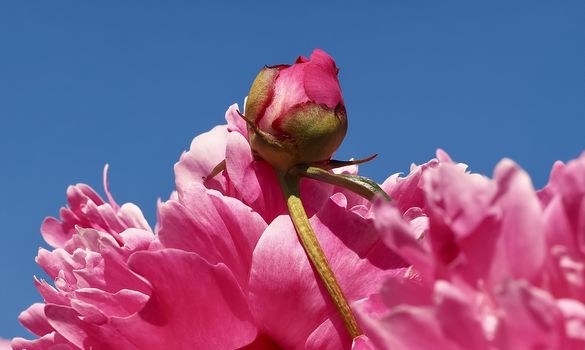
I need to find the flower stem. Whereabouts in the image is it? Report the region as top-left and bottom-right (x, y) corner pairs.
(277, 171), (362, 339)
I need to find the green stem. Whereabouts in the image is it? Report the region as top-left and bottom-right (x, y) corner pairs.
(277, 171), (362, 339)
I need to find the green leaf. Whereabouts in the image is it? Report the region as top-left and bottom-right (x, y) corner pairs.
(292, 166), (391, 201)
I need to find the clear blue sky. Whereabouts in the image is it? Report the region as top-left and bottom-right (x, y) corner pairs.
(1, 0), (584, 339)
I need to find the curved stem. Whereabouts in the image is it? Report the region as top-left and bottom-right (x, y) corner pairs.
(277, 171), (362, 339)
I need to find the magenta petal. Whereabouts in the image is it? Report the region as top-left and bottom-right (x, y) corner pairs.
(432, 282), (490, 350)
(424, 164), (496, 241)
(249, 216), (323, 347)
(73, 288), (148, 318)
(261, 63), (309, 132)
(118, 204), (152, 232)
(380, 307), (463, 350)
(538, 160), (566, 205)
(41, 217), (71, 249)
(158, 185), (266, 287)
(558, 299), (585, 347)
(111, 249), (257, 350)
(381, 158), (439, 214)
(225, 131), (266, 206)
(11, 332), (76, 350)
(18, 303), (54, 336)
(304, 317), (348, 350)
(303, 49), (344, 109)
(45, 304), (139, 350)
(494, 281), (565, 349)
(224, 131), (287, 222)
(34, 277), (68, 305)
(491, 160), (546, 282)
(373, 200), (432, 281)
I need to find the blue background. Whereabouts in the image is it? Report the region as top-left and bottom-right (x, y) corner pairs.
(1, 0), (583, 339)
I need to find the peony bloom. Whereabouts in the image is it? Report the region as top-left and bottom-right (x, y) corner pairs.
(16, 47), (584, 350)
(12, 173), (158, 350)
(244, 49), (347, 171)
(13, 103), (404, 349)
(357, 151), (585, 350)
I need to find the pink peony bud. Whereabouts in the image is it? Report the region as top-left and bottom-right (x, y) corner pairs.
(244, 49), (348, 171)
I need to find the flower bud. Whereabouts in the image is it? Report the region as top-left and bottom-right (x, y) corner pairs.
(244, 49), (348, 171)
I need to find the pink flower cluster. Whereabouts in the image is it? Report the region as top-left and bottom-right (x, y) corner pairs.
(358, 150), (585, 349)
(10, 107), (585, 349)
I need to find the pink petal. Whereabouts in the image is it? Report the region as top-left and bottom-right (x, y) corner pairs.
(224, 131), (287, 221)
(11, 332), (77, 350)
(423, 163), (496, 242)
(18, 303), (54, 336)
(491, 159), (545, 282)
(381, 158), (439, 214)
(45, 304), (139, 350)
(37, 228), (151, 295)
(369, 307), (462, 350)
(158, 184), (267, 288)
(225, 103), (248, 137)
(73, 288), (148, 318)
(41, 217), (71, 249)
(432, 281), (490, 350)
(304, 317), (348, 350)
(260, 63), (309, 132)
(302, 49), (344, 109)
(118, 203), (152, 232)
(557, 299), (585, 347)
(174, 125), (229, 194)
(111, 249), (257, 350)
(373, 200), (432, 281)
(494, 281), (565, 349)
(537, 160), (566, 205)
(249, 216), (324, 348)
(34, 277), (68, 305)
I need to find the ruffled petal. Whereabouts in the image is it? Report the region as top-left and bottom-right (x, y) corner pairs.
(111, 249), (257, 350)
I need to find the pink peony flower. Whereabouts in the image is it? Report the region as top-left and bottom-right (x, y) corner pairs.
(357, 151), (585, 350)
(13, 173), (159, 349)
(14, 104), (405, 350)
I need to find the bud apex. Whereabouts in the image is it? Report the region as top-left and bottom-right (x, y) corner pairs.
(244, 49), (347, 171)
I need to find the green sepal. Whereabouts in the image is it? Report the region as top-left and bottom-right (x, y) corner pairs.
(291, 165), (391, 201)
(319, 154), (378, 170)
